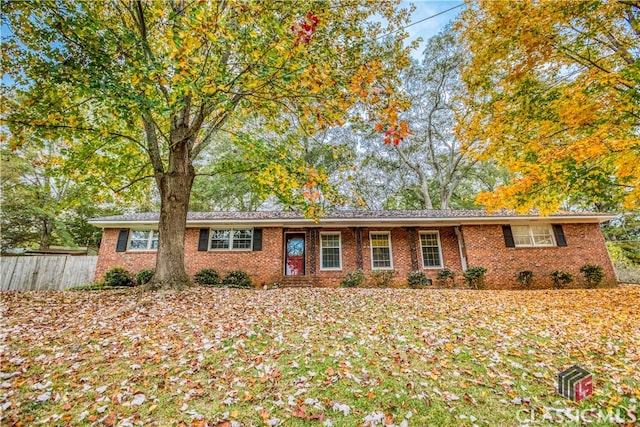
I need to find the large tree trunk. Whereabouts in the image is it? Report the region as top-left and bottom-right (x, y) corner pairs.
(148, 140), (195, 290)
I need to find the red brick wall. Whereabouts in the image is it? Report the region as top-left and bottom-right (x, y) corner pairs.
(95, 228), (157, 279)
(185, 227), (284, 286)
(95, 223), (614, 289)
(95, 228), (284, 286)
(461, 223), (616, 289)
(358, 227), (463, 285)
(276, 226), (464, 287)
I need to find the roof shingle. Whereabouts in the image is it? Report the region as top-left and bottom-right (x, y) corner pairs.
(89, 209), (613, 226)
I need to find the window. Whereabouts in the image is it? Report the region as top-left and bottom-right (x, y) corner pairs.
(129, 230), (159, 251)
(370, 232), (393, 269)
(320, 233), (342, 270)
(420, 231), (443, 268)
(511, 225), (555, 247)
(209, 229), (253, 250)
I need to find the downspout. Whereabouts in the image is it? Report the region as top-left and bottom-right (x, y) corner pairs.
(454, 226), (468, 271)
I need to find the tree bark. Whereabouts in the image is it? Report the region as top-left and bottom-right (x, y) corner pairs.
(147, 139), (195, 290)
(39, 217), (53, 250)
(394, 145), (433, 209)
(417, 168), (433, 210)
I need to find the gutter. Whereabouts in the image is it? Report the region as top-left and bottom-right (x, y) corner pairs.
(88, 214), (615, 229)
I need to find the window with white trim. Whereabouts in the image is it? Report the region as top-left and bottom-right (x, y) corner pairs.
(420, 231), (443, 268)
(210, 229), (253, 250)
(320, 232), (342, 270)
(511, 225), (555, 247)
(370, 232), (393, 269)
(129, 230), (159, 251)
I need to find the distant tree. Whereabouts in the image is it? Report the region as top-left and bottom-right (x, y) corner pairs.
(603, 212), (640, 265)
(390, 28), (480, 209)
(344, 27), (501, 211)
(0, 137), (122, 252)
(190, 120), (348, 214)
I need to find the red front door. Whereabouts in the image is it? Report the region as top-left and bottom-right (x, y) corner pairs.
(285, 234), (305, 275)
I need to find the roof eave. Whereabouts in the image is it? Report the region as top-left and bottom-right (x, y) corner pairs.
(88, 214), (615, 229)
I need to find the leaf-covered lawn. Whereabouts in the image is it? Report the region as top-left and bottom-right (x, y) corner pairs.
(1, 287), (639, 426)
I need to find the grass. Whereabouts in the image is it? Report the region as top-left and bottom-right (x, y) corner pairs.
(1, 287), (639, 426)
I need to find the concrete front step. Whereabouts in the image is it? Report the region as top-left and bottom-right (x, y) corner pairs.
(279, 276), (320, 287)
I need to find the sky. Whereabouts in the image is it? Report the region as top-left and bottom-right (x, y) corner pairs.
(400, 1), (465, 58)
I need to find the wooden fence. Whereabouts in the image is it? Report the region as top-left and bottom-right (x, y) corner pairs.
(1, 256), (97, 291)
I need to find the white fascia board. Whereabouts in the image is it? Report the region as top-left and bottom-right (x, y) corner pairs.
(89, 214), (614, 229)
(88, 220), (159, 228)
(185, 214), (614, 227)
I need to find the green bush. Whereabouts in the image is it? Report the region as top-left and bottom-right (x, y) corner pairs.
(463, 266), (487, 289)
(369, 270), (396, 287)
(516, 270), (534, 287)
(551, 270), (573, 288)
(580, 264), (605, 288)
(194, 268), (221, 287)
(222, 270), (253, 288)
(407, 271), (429, 288)
(341, 269), (365, 288)
(103, 267), (134, 287)
(436, 268), (455, 287)
(135, 269), (155, 286)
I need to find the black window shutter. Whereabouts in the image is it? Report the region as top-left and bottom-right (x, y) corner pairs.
(116, 229), (129, 252)
(552, 224), (567, 247)
(198, 229), (210, 251)
(502, 225), (515, 247)
(253, 228), (263, 251)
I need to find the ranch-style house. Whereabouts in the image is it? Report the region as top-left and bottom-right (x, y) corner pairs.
(88, 210), (616, 288)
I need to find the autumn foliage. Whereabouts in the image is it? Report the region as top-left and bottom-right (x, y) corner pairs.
(457, 0), (639, 213)
(1, 1), (414, 287)
(2, 288), (639, 425)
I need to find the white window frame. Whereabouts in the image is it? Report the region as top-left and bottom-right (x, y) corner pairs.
(320, 232), (342, 271)
(419, 231), (444, 269)
(128, 229), (159, 251)
(209, 228), (253, 251)
(511, 224), (556, 247)
(370, 231), (393, 270)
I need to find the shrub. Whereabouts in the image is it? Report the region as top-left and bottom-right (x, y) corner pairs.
(341, 269), (365, 288)
(102, 267), (134, 287)
(407, 271), (430, 288)
(194, 268), (221, 287)
(463, 266), (487, 289)
(516, 270), (534, 287)
(135, 269), (155, 286)
(436, 268), (455, 287)
(369, 270), (396, 287)
(580, 264), (605, 288)
(551, 270), (573, 288)
(222, 270), (253, 289)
